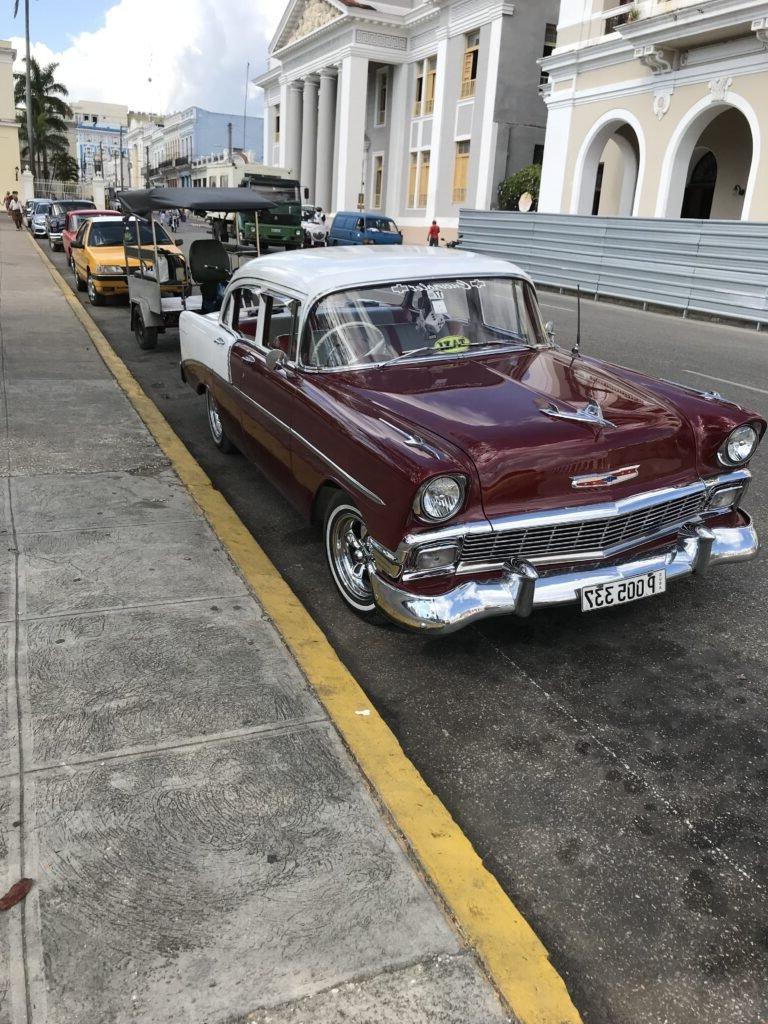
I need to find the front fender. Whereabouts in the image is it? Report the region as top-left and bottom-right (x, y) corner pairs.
(291, 374), (484, 552)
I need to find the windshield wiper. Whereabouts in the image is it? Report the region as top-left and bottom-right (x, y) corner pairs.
(386, 339), (527, 364)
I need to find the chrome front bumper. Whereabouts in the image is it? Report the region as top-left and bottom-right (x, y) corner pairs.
(369, 515), (758, 635)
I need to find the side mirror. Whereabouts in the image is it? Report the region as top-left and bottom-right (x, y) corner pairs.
(303, 187), (309, 200)
(175, 238), (183, 245)
(71, 240), (83, 249)
(266, 348), (287, 372)
(545, 320), (556, 342)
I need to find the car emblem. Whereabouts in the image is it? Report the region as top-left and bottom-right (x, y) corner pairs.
(571, 465), (640, 489)
(542, 400), (615, 430)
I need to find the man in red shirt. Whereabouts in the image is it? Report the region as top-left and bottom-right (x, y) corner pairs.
(427, 220), (440, 247)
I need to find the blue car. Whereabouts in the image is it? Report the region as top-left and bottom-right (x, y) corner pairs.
(328, 211), (403, 246)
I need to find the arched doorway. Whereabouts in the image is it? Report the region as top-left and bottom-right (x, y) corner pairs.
(681, 151), (717, 219)
(658, 101), (757, 220)
(571, 113), (645, 217)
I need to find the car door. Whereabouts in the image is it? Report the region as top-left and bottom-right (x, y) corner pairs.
(229, 282), (301, 497)
(72, 220), (90, 279)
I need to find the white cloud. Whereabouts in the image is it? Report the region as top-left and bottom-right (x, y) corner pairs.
(11, 0), (284, 116)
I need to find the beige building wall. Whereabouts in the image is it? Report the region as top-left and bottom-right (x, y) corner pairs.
(0, 40), (21, 192)
(539, 2), (768, 222)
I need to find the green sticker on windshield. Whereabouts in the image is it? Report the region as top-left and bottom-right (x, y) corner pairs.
(433, 335), (470, 353)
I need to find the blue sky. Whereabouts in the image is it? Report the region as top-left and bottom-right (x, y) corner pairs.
(2, 0), (282, 117)
(0, 0), (109, 51)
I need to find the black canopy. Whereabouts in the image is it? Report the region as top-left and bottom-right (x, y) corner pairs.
(117, 187), (276, 217)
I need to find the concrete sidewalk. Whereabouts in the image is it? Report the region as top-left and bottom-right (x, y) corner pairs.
(0, 218), (510, 1023)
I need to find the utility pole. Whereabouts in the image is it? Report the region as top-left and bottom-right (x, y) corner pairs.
(227, 121), (233, 157)
(242, 62), (250, 152)
(119, 125), (124, 191)
(145, 145), (150, 187)
(17, 0), (35, 177)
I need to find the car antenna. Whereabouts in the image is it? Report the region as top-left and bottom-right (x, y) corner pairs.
(572, 284), (582, 357)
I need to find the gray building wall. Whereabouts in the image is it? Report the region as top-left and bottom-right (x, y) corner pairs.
(492, 1), (559, 191)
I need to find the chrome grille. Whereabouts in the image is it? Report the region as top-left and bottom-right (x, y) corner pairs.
(460, 490), (708, 565)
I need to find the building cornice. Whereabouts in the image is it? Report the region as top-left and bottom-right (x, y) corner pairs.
(616, 0), (768, 48)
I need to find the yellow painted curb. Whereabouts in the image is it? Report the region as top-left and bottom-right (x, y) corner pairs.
(30, 234), (583, 1024)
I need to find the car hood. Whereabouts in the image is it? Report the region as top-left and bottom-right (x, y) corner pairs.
(85, 243), (183, 266)
(330, 348), (699, 518)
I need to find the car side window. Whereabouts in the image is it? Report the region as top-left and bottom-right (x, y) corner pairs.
(229, 286), (261, 342)
(258, 293), (300, 360)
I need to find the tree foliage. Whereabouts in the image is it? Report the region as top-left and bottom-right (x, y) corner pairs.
(50, 152), (79, 182)
(498, 164), (542, 212)
(14, 57), (72, 180)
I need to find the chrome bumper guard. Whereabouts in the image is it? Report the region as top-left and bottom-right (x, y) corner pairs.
(369, 515), (758, 635)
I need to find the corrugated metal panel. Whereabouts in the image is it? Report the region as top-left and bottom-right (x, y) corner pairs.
(458, 210), (768, 325)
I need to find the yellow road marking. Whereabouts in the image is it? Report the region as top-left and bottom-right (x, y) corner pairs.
(30, 234), (583, 1024)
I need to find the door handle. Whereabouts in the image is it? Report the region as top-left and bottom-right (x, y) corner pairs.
(241, 352), (257, 364)
(213, 336), (226, 346)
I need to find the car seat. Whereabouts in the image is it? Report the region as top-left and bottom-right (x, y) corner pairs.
(189, 239), (230, 314)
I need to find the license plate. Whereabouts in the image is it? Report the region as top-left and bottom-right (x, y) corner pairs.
(581, 570), (666, 612)
(271, 227), (281, 234)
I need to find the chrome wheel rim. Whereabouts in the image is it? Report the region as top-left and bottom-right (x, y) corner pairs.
(207, 393), (223, 442)
(329, 508), (373, 606)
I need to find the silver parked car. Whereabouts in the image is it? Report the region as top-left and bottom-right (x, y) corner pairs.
(28, 199), (53, 237)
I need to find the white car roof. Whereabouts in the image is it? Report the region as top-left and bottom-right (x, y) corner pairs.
(231, 245), (531, 305)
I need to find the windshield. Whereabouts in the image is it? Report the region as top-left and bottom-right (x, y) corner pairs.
(365, 217), (398, 233)
(304, 277), (547, 369)
(89, 220), (174, 247)
(34, 202), (51, 214)
(56, 200), (93, 213)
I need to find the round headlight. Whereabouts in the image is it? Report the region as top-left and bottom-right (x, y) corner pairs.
(414, 476), (465, 522)
(718, 424), (759, 466)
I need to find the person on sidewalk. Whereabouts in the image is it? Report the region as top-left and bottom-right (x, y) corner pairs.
(427, 220), (440, 247)
(9, 192), (23, 230)
(3, 191), (11, 213)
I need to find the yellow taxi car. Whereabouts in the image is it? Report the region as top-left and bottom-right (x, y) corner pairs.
(70, 215), (186, 306)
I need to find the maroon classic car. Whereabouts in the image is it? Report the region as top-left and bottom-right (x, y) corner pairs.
(178, 246), (764, 634)
(61, 208), (113, 265)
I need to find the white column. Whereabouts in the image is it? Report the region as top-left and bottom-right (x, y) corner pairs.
(19, 167), (34, 204)
(332, 63), (343, 209)
(425, 36), (449, 221)
(263, 104), (271, 165)
(385, 63), (408, 216)
(300, 76), (319, 201)
(286, 81), (303, 178)
(91, 174), (106, 209)
(278, 81), (289, 167)
(315, 69), (337, 212)
(335, 55), (369, 212)
(538, 104), (573, 213)
(475, 17), (503, 209)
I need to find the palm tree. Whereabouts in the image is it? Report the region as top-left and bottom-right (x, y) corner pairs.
(14, 57), (72, 181)
(13, 0), (34, 175)
(50, 152), (78, 182)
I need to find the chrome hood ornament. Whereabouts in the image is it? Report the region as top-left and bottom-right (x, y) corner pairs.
(541, 400), (615, 430)
(571, 465), (640, 489)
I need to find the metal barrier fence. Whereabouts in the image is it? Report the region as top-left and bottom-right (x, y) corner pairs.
(32, 179), (94, 202)
(457, 210), (768, 327)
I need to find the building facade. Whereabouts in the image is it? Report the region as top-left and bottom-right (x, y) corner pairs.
(257, 0), (558, 237)
(67, 101), (129, 186)
(188, 152), (274, 188)
(125, 107), (264, 189)
(539, 0), (768, 221)
(0, 39), (21, 190)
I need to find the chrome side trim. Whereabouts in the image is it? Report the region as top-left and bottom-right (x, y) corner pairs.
(378, 419), (446, 460)
(233, 386), (386, 508)
(292, 428), (386, 507)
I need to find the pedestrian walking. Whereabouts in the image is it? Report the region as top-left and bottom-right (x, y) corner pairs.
(3, 191), (11, 213)
(427, 220), (440, 247)
(9, 192), (23, 230)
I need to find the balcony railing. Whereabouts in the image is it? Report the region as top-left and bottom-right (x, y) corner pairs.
(159, 158), (173, 169)
(174, 156), (188, 166)
(418, 192), (428, 207)
(423, 99), (434, 115)
(460, 79), (476, 99)
(453, 187), (467, 204)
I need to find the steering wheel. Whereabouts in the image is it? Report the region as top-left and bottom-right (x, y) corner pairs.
(313, 321), (387, 367)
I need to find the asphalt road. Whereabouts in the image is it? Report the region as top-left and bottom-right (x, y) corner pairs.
(37, 233), (768, 1024)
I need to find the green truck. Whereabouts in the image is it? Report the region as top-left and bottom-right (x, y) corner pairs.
(240, 173), (303, 251)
